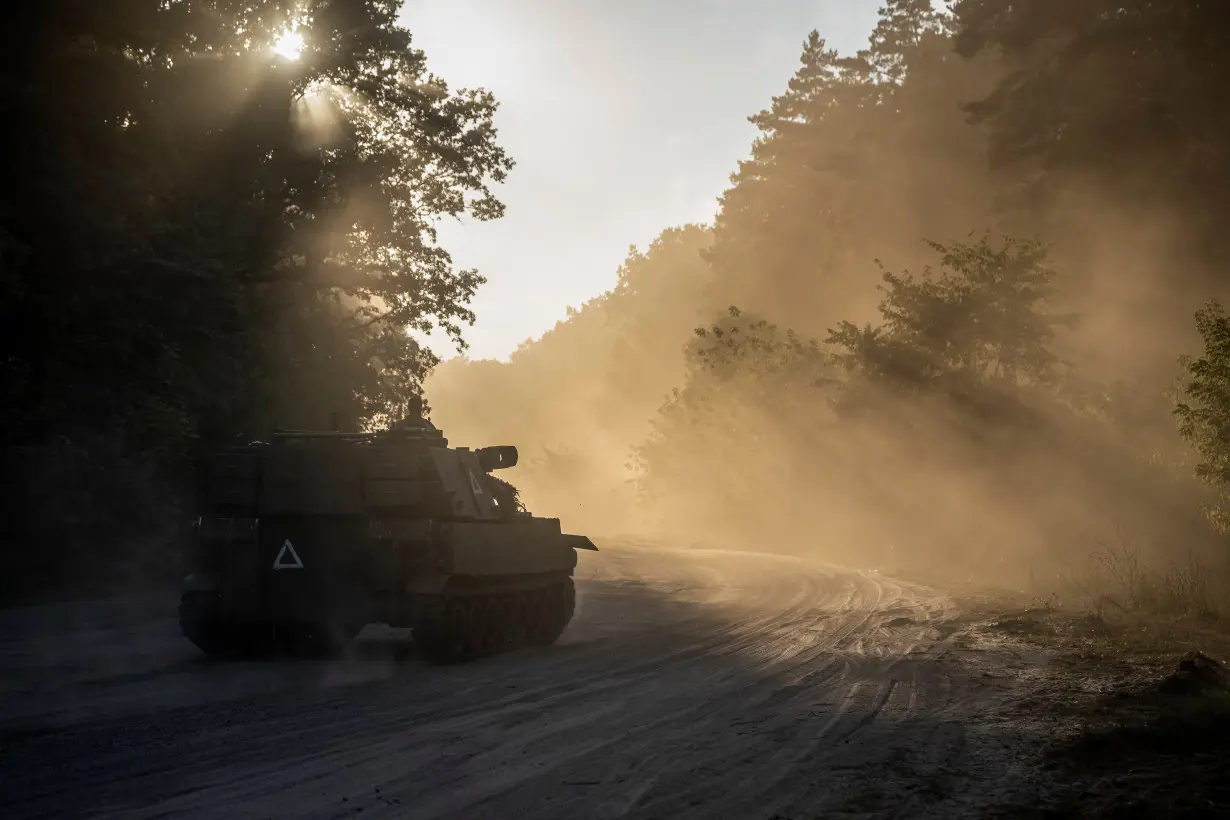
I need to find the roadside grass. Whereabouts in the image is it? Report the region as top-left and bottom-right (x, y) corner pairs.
(955, 530), (1230, 820)
(1061, 527), (1224, 627)
(928, 525), (1230, 657)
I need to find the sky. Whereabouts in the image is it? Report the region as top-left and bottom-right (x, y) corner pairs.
(398, 0), (882, 361)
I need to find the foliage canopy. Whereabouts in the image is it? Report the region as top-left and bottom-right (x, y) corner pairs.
(1, 0), (512, 593)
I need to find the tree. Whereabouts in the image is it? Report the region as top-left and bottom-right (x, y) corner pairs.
(633, 236), (1080, 561)
(686, 307), (831, 392)
(2, 0), (512, 444)
(704, 7), (1001, 341)
(825, 235), (1076, 439)
(1175, 301), (1230, 531)
(632, 307), (835, 545)
(953, 0), (1230, 276)
(600, 225), (719, 433)
(832, 237), (1066, 383)
(866, 0), (947, 84)
(704, 31), (877, 334)
(0, 0), (513, 595)
(427, 225), (716, 455)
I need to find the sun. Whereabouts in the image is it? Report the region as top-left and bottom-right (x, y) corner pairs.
(272, 30), (304, 61)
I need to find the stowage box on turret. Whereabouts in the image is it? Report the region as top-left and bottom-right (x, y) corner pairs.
(179, 418), (597, 661)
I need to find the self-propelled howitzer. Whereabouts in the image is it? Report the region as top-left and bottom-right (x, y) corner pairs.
(179, 421), (596, 661)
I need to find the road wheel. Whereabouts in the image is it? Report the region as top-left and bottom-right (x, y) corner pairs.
(446, 598), (475, 659)
(413, 615), (449, 660)
(471, 598), (501, 656)
(530, 580), (574, 647)
(504, 595), (528, 648)
(525, 585), (555, 646)
(179, 592), (275, 660)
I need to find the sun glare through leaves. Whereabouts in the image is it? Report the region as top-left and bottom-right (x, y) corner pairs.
(273, 30), (304, 60)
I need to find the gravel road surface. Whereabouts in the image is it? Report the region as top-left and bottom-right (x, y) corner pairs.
(0, 541), (1050, 819)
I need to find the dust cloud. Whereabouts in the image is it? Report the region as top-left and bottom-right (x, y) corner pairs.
(425, 9), (1230, 603)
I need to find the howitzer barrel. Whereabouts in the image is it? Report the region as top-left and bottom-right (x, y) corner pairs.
(477, 445), (518, 471)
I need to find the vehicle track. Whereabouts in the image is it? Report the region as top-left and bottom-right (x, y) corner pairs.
(0, 541), (1040, 819)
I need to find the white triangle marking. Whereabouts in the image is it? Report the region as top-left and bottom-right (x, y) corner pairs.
(272, 539), (304, 570)
(467, 468), (485, 496)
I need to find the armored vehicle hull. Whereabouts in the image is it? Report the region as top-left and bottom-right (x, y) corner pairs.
(180, 426), (596, 661)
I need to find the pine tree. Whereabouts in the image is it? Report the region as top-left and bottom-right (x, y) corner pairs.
(704, 5), (998, 339)
(704, 31), (878, 335)
(866, 0), (946, 84)
(953, 0), (1230, 277)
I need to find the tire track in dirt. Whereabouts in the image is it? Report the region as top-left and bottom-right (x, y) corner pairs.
(179, 550), (858, 820)
(393, 569), (928, 820)
(1, 542), (1025, 820)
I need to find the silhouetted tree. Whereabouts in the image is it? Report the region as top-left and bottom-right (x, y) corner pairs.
(829, 237), (1069, 398)
(954, 0), (1230, 277)
(0, 0), (512, 596)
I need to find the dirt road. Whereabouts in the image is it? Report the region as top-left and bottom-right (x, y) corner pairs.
(0, 542), (1054, 819)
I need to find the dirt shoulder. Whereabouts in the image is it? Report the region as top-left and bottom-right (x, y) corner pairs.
(954, 596), (1230, 819)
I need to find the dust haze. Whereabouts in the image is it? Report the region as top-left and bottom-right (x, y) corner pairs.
(6, 4), (1230, 818)
(426, 8), (1230, 604)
